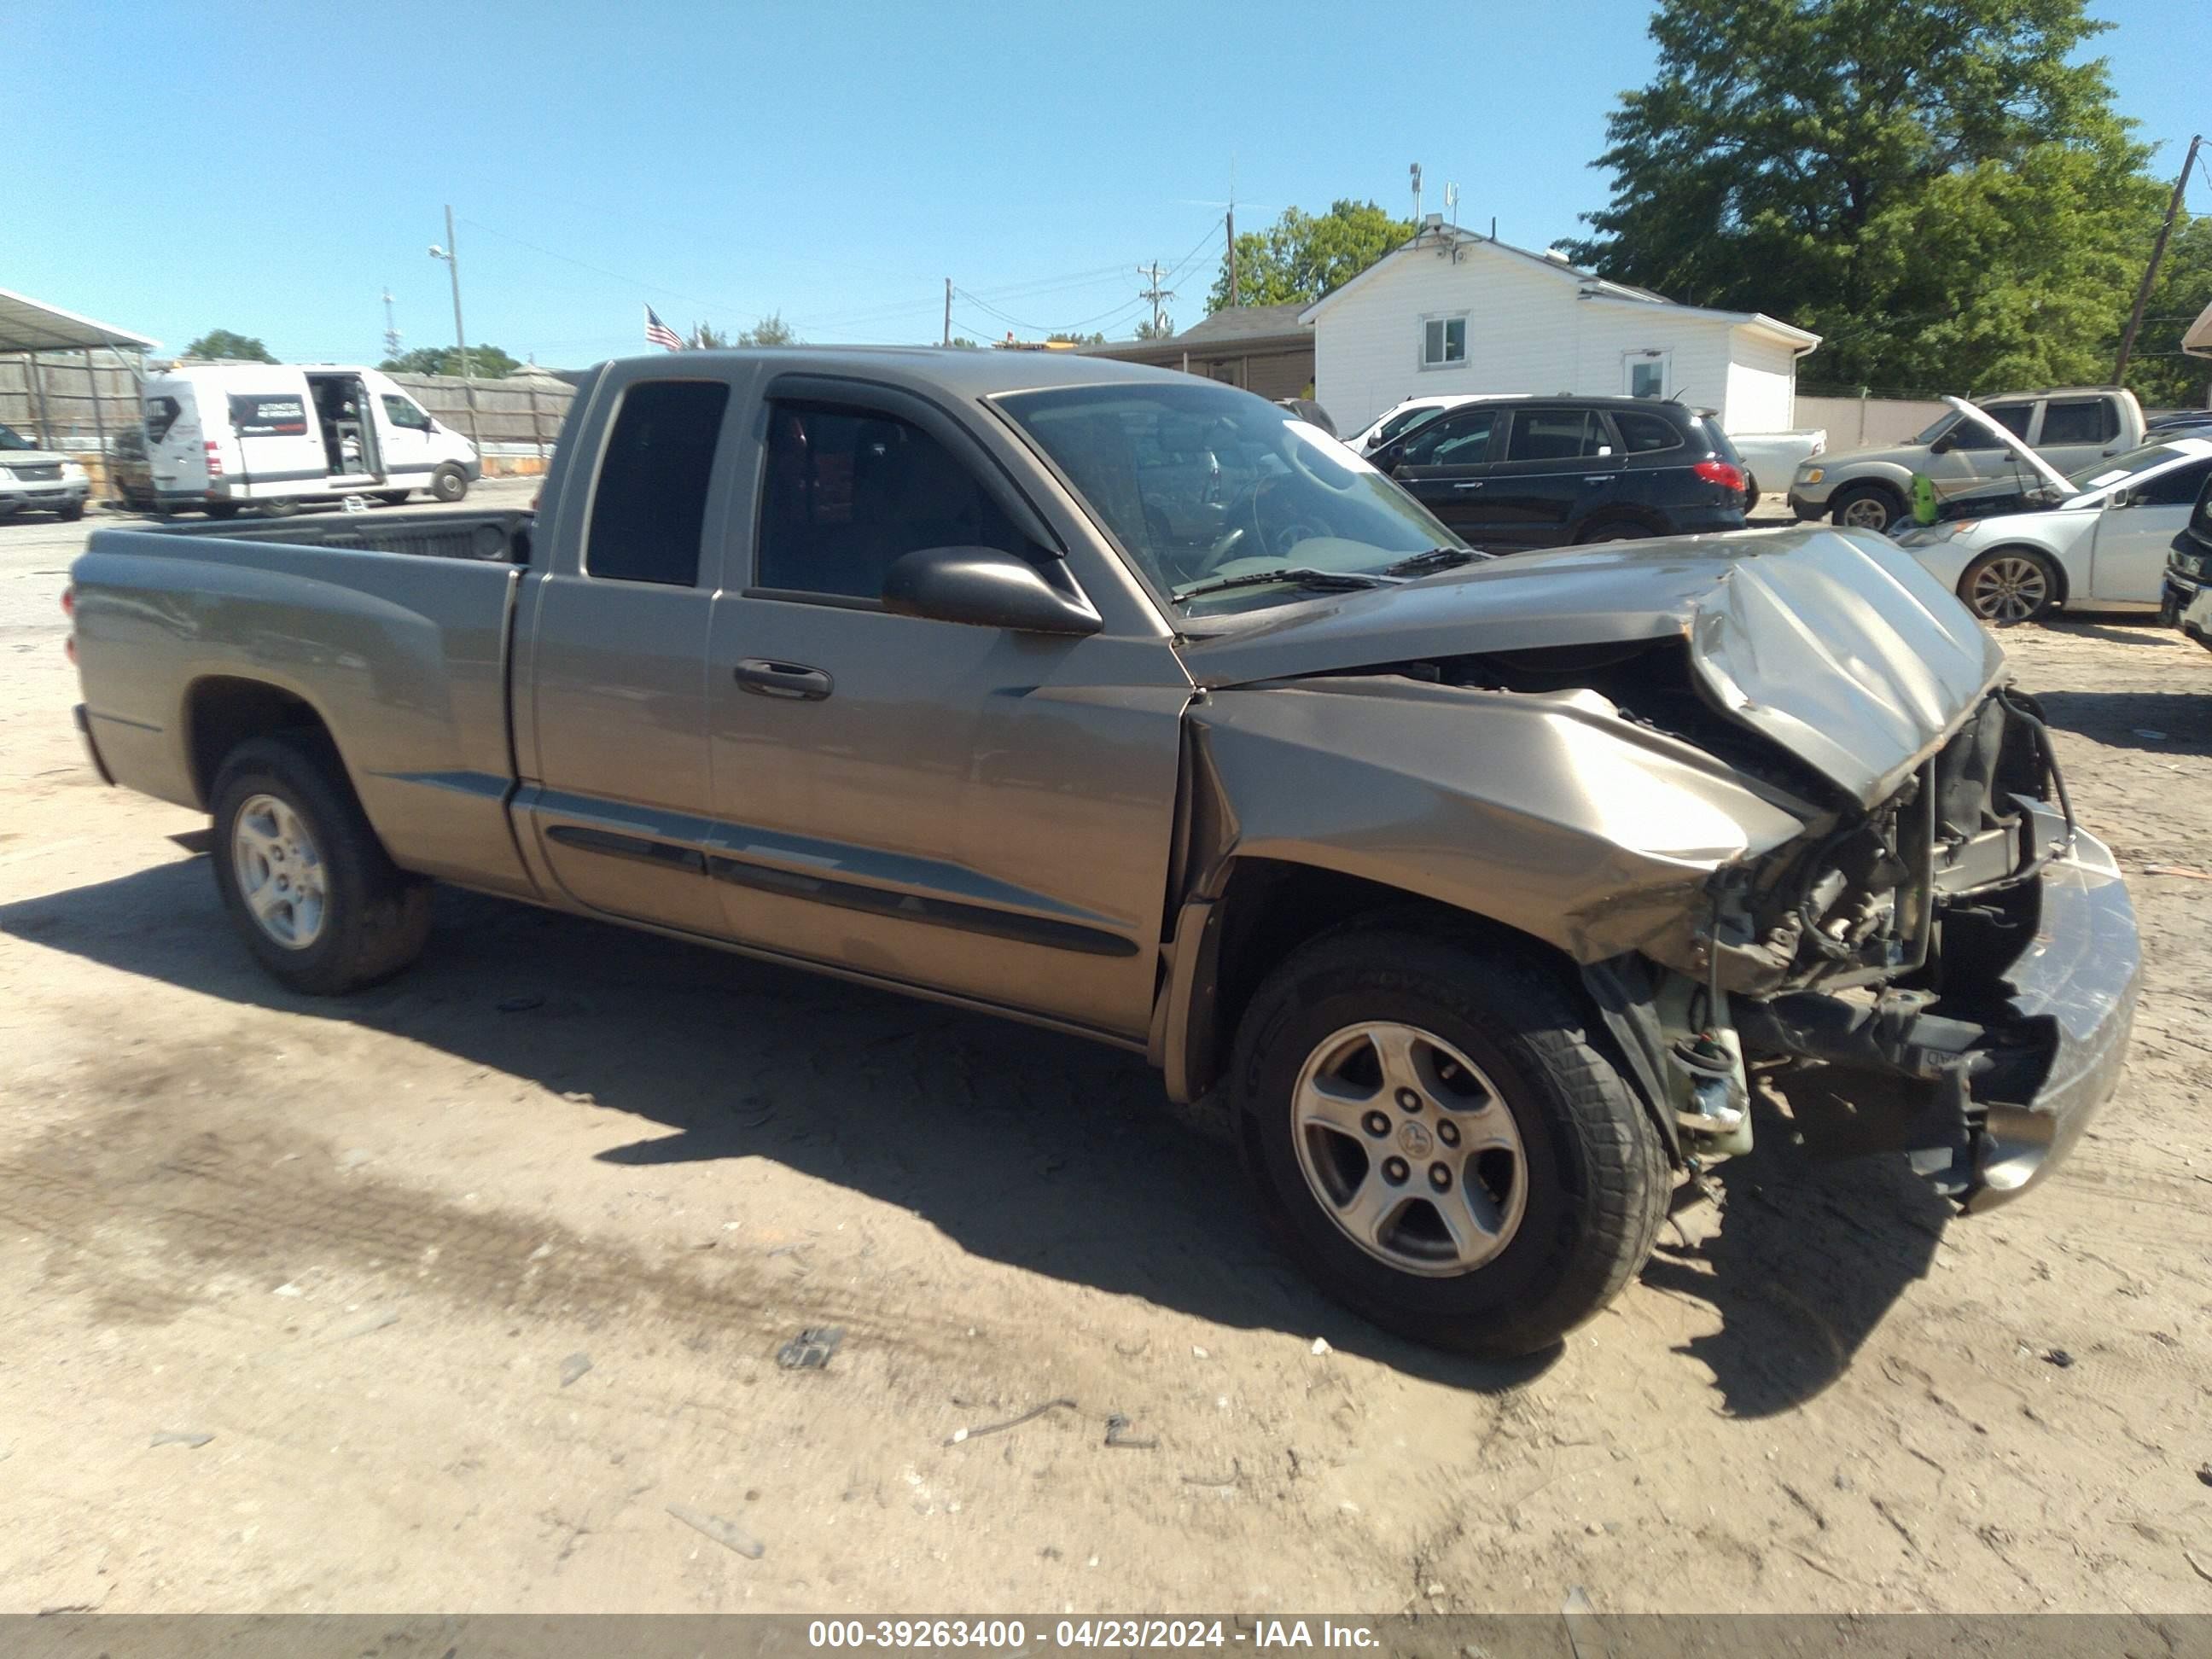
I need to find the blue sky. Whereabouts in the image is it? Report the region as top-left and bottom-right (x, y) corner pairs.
(13, 0), (2209, 367)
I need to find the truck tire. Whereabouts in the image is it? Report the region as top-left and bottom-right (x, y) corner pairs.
(430, 465), (469, 504)
(1829, 482), (1903, 533)
(209, 736), (432, 996)
(203, 501), (241, 521)
(1959, 546), (2061, 626)
(376, 490), (410, 506)
(57, 501), (84, 522)
(1230, 924), (1669, 1357)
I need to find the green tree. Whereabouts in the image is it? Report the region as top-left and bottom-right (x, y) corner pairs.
(691, 322), (732, 349)
(736, 313), (800, 346)
(1206, 200), (1414, 313)
(379, 344), (524, 378)
(184, 329), (276, 363)
(1562, 0), (2165, 394)
(1133, 317), (1176, 341)
(2116, 215), (2212, 410)
(1047, 331), (1109, 346)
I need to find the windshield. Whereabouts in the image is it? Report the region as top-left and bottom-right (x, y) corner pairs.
(0, 422), (40, 451)
(2062, 442), (2192, 497)
(998, 381), (1464, 614)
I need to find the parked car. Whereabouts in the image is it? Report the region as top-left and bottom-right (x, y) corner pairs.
(2161, 467), (2212, 652)
(1889, 437), (2212, 623)
(1727, 427), (1825, 502)
(0, 421), (90, 521)
(106, 426), (155, 511)
(1790, 387), (2148, 531)
(2145, 409), (2212, 439)
(142, 360), (479, 517)
(1367, 394), (1749, 548)
(67, 352), (2139, 1356)
(1341, 393), (1515, 456)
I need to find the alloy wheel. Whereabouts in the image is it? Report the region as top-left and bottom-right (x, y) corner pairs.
(231, 793), (328, 950)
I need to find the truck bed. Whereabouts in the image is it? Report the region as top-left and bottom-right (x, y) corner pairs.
(71, 513), (533, 894)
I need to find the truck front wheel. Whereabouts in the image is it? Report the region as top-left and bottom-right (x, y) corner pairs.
(209, 736), (431, 995)
(1230, 925), (1669, 1357)
(430, 464), (469, 503)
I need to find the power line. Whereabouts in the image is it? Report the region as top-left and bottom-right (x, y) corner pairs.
(459, 216), (768, 323)
(1135, 262), (1176, 336)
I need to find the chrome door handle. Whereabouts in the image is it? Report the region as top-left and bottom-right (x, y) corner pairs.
(733, 659), (833, 701)
(1452, 480), (1485, 491)
(1583, 474), (1615, 484)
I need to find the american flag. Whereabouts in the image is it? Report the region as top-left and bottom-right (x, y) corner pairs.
(643, 305), (685, 352)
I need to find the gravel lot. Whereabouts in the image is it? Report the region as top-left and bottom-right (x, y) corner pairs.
(2, 497), (2208, 1615)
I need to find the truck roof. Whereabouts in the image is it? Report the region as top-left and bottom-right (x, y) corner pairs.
(591, 346), (1202, 398)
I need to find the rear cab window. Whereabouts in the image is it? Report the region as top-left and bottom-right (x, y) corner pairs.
(2040, 398), (2120, 446)
(585, 379), (731, 585)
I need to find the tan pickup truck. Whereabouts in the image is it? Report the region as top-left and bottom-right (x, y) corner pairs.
(66, 349), (2140, 1356)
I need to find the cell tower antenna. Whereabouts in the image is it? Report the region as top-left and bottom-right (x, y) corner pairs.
(381, 288), (403, 360)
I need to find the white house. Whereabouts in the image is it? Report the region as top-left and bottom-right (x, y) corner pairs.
(1301, 222), (1821, 438)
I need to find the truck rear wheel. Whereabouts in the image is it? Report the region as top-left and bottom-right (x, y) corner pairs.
(430, 465), (469, 503)
(209, 736), (431, 995)
(1230, 925), (1669, 1357)
(203, 502), (241, 521)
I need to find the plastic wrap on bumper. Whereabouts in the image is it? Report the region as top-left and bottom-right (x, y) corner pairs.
(1963, 826), (2139, 1211)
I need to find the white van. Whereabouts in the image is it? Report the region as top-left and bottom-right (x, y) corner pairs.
(142, 362), (480, 516)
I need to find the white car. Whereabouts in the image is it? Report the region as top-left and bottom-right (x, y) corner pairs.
(1342, 393), (1522, 455)
(1889, 437), (2212, 624)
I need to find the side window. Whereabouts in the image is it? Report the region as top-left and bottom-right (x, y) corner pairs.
(2136, 459), (2209, 508)
(1948, 405), (2033, 451)
(1506, 410), (1603, 463)
(145, 396), (183, 444)
(757, 404), (1025, 601)
(381, 394), (432, 432)
(585, 379), (729, 586)
(1374, 405), (1433, 445)
(2041, 398), (2118, 445)
(1421, 315), (1467, 368)
(1612, 410), (1682, 454)
(1399, 408), (1498, 467)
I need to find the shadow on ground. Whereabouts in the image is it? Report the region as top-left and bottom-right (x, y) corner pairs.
(3, 855), (1938, 1404)
(2032, 686), (2212, 757)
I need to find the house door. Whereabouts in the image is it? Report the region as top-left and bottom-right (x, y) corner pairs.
(1622, 350), (1672, 400)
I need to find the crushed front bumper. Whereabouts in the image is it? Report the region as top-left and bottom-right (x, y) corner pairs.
(1739, 809), (2139, 1211)
(2164, 567), (2212, 652)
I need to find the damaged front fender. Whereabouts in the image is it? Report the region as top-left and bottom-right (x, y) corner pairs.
(1183, 673), (1808, 974)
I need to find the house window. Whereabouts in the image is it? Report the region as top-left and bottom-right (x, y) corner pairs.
(1420, 315), (1467, 370)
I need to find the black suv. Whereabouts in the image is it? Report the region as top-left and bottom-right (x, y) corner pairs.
(1368, 395), (1749, 550)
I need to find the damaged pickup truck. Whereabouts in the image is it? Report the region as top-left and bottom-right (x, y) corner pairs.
(66, 352), (2140, 1356)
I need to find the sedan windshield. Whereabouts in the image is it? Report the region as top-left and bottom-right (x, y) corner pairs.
(997, 381), (1467, 614)
(0, 422), (41, 451)
(2063, 442), (2192, 497)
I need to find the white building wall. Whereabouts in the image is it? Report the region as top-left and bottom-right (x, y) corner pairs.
(1310, 238), (1801, 435)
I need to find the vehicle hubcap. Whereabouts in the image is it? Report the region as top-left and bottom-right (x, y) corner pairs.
(1289, 1022), (1527, 1277)
(231, 794), (327, 950)
(1839, 496), (1893, 530)
(1969, 557), (2049, 623)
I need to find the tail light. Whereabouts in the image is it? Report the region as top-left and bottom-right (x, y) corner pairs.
(1693, 458), (1746, 494)
(205, 439), (224, 479)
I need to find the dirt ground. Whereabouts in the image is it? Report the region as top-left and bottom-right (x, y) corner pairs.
(3, 497), (2209, 1617)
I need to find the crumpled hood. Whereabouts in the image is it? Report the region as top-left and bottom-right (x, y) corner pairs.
(1178, 525), (2005, 810)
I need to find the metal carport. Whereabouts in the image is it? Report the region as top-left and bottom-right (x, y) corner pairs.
(0, 287), (160, 451)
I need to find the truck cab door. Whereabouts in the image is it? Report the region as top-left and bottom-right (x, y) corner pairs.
(2033, 395), (2126, 476)
(511, 370), (742, 934)
(1933, 401), (2036, 493)
(373, 387), (439, 487)
(701, 379), (1187, 1041)
(1381, 405), (1504, 544)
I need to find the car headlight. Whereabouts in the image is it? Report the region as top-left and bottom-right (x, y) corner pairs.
(1799, 467), (1824, 485)
(61, 461), (87, 480)
(0, 467), (15, 484)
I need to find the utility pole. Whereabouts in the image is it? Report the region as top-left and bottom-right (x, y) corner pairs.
(943, 277), (952, 346)
(1226, 207), (1237, 308)
(2115, 132), (2203, 386)
(1137, 262), (1177, 337)
(428, 204), (479, 447)
(381, 288), (403, 361)
(1410, 161), (1423, 224)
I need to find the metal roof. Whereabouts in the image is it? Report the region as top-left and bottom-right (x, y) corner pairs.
(0, 287), (159, 353)
(2180, 299), (2212, 358)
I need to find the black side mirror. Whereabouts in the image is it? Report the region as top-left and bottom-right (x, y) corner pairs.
(1929, 433), (1955, 456)
(881, 545), (1102, 636)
